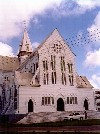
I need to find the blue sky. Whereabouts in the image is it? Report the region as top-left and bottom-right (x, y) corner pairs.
(0, 0), (100, 88)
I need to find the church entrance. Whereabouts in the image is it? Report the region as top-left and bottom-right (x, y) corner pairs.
(57, 98), (64, 111)
(28, 99), (33, 112)
(84, 99), (89, 110)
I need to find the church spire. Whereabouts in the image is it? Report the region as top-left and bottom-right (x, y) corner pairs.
(18, 23), (33, 64)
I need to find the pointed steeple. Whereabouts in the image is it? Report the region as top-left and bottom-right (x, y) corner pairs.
(18, 28), (33, 64)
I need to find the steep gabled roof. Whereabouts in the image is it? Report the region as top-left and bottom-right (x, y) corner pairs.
(17, 28), (75, 70)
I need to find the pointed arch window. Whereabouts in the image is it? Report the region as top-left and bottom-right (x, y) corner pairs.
(61, 56), (65, 71)
(43, 60), (48, 71)
(61, 56), (66, 85)
(69, 75), (74, 86)
(51, 55), (56, 70)
(43, 73), (48, 85)
(62, 72), (66, 85)
(43, 59), (49, 85)
(67, 63), (73, 73)
(51, 55), (56, 84)
(52, 72), (56, 84)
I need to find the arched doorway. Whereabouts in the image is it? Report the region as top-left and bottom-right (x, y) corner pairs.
(57, 98), (64, 111)
(84, 99), (89, 110)
(28, 99), (33, 112)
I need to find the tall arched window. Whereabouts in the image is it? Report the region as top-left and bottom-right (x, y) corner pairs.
(61, 56), (66, 85)
(69, 75), (74, 86)
(51, 55), (56, 70)
(52, 72), (56, 84)
(67, 63), (73, 73)
(61, 56), (65, 71)
(51, 55), (56, 84)
(43, 59), (49, 84)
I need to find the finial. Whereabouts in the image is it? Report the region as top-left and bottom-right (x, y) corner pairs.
(23, 20), (27, 31)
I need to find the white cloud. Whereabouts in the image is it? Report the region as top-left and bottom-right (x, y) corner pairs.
(0, 0), (100, 40)
(0, 0), (99, 40)
(52, 0), (100, 17)
(89, 74), (100, 88)
(84, 48), (100, 67)
(0, 0), (62, 40)
(87, 11), (100, 45)
(0, 42), (14, 57)
(32, 42), (40, 50)
(76, 0), (100, 9)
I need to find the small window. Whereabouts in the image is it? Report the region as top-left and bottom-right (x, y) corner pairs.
(61, 56), (65, 71)
(52, 72), (54, 84)
(4, 76), (9, 81)
(70, 97), (72, 104)
(68, 63), (73, 73)
(14, 97), (17, 110)
(48, 97), (50, 104)
(46, 61), (48, 70)
(43, 73), (48, 85)
(72, 97), (74, 104)
(14, 89), (17, 97)
(51, 97), (54, 104)
(46, 73), (48, 84)
(51, 55), (56, 70)
(42, 97), (44, 105)
(14, 101), (17, 110)
(62, 73), (66, 85)
(45, 97), (47, 105)
(64, 74), (66, 85)
(34, 64), (35, 73)
(62, 73), (64, 84)
(54, 72), (56, 84)
(69, 75), (74, 86)
(67, 97), (69, 104)
(43, 60), (48, 71)
(43, 61), (45, 71)
(75, 97), (78, 104)
(36, 62), (38, 69)
(42, 97), (54, 105)
(43, 74), (46, 85)
(52, 72), (56, 84)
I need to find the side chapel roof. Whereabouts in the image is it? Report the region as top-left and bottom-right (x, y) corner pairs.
(76, 75), (93, 88)
(0, 56), (19, 71)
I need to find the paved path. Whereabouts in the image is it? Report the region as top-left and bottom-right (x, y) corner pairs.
(0, 125), (100, 132)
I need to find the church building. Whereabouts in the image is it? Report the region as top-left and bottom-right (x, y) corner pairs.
(0, 28), (96, 115)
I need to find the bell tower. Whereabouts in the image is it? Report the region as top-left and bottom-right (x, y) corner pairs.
(18, 27), (33, 64)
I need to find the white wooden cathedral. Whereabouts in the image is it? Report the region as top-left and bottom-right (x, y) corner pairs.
(0, 28), (96, 115)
